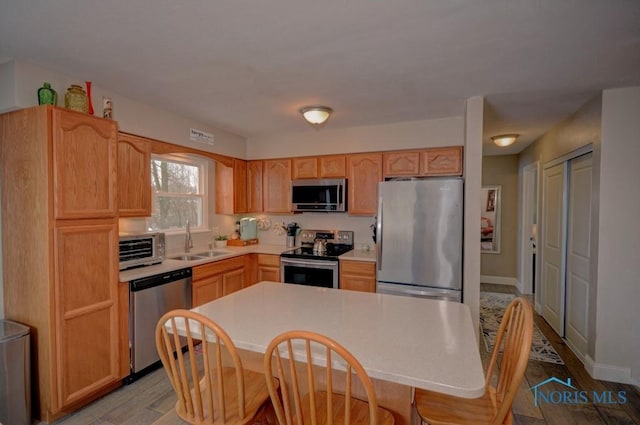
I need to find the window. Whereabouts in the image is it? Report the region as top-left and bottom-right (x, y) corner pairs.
(148, 154), (207, 231)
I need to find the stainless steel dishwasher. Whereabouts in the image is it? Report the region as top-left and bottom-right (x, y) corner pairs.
(127, 267), (192, 382)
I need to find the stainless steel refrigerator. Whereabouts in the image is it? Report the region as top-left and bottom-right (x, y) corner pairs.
(375, 178), (463, 302)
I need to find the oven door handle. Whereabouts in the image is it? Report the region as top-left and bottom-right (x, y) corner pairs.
(281, 258), (338, 269)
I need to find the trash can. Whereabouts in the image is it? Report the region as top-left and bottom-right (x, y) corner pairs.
(0, 320), (31, 425)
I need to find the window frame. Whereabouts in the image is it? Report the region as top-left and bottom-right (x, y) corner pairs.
(148, 153), (209, 234)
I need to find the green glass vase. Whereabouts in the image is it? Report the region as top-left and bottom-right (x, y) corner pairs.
(37, 82), (57, 106)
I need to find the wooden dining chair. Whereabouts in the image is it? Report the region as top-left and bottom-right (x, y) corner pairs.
(414, 297), (533, 425)
(156, 309), (278, 425)
(263, 330), (395, 425)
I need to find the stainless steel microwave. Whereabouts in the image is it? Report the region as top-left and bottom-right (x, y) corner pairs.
(118, 232), (165, 270)
(291, 178), (347, 212)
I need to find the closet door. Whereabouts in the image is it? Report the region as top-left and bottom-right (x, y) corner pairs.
(565, 153), (592, 360)
(541, 163), (566, 335)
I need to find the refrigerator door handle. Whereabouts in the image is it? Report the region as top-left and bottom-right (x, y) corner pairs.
(376, 196), (383, 270)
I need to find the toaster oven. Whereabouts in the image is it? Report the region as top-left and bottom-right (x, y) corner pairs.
(119, 232), (165, 270)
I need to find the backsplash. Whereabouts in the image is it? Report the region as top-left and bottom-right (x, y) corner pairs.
(120, 212), (376, 254)
(243, 212), (376, 249)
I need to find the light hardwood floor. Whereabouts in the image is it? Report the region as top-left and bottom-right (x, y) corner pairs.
(45, 285), (640, 425)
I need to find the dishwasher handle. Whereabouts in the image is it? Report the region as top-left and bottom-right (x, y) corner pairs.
(130, 268), (192, 292)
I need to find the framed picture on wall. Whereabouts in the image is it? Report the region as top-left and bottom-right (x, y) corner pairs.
(486, 189), (496, 212)
(481, 186), (501, 253)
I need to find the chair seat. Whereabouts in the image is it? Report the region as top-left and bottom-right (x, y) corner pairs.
(296, 391), (394, 425)
(414, 386), (510, 425)
(175, 367), (278, 425)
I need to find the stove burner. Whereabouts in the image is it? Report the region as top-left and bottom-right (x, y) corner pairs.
(281, 244), (353, 261)
(280, 229), (354, 261)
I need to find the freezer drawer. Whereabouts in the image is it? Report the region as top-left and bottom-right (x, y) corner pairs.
(377, 281), (461, 302)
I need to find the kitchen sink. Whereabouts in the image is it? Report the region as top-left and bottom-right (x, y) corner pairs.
(168, 255), (206, 261)
(193, 250), (228, 258)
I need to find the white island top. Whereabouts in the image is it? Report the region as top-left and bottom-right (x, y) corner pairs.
(192, 281), (485, 399)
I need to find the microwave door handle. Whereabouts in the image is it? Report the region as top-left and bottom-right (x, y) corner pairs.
(338, 184), (343, 207)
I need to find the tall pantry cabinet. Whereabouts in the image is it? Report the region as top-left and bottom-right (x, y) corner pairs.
(0, 106), (120, 422)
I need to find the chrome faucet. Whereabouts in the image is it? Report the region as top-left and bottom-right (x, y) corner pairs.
(185, 220), (193, 253)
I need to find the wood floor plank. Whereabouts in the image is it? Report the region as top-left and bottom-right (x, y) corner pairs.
(513, 371), (545, 419)
(515, 413), (548, 425)
(151, 409), (189, 425)
(601, 381), (640, 423)
(595, 405), (636, 425)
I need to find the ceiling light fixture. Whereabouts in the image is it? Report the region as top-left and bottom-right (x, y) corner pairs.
(299, 106), (333, 127)
(491, 133), (519, 147)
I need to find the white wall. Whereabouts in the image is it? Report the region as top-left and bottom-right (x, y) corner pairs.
(247, 116), (464, 158)
(464, 96), (484, 339)
(593, 86), (640, 385)
(5, 60), (247, 158)
(0, 61), (16, 112)
(481, 155), (519, 282)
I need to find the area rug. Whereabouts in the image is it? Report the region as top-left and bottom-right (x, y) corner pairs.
(480, 292), (564, 365)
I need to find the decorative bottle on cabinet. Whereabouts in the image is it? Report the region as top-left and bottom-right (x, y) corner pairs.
(38, 82), (57, 105)
(64, 84), (89, 113)
(85, 81), (94, 115)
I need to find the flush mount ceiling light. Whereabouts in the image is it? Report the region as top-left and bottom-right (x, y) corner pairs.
(299, 106), (333, 127)
(491, 133), (519, 147)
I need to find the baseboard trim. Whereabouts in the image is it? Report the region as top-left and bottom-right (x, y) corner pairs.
(480, 275), (518, 286)
(585, 355), (640, 386)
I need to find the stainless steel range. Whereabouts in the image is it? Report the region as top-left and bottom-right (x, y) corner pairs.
(280, 229), (354, 289)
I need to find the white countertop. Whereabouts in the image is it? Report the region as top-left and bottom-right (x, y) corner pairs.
(119, 244), (289, 282)
(339, 247), (377, 262)
(190, 281), (485, 398)
(120, 243), (378, 281)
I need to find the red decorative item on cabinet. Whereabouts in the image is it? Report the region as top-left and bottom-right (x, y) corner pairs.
(85, 81), (94, 115)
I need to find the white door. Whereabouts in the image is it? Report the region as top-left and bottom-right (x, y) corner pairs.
(542, 163), (566, 335)
(564, 153), (592, 360)
(521, 162), (538, 296)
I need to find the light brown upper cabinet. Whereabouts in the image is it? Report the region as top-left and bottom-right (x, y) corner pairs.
(383, 151), (420, 177)
(319, 155), (346, 177)
(420, 146), (463, 176)
(117, 133), (151, 217)
(347, 153), (383, 216)
(216, 159), (247, 214)
(247, 160), (263, 212)
(292, 155), (347, 179)
(292, 157), (319, 179)
(263, 158), (292, 213)
(53, 108), (117, 219)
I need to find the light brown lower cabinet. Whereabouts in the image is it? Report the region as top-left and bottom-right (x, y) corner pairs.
(257, 254), (281, 282)
(54, 220), (121, 411)
(340, 260), (377, 293)
(192, 256), (247, 306)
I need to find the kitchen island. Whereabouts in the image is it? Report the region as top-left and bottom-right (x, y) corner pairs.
(180, 281), (485, 425)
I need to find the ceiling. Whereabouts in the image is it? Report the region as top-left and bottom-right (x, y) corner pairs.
(1, 1), (639, 155)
